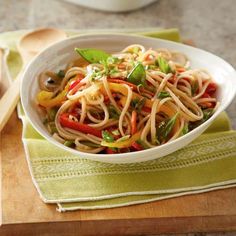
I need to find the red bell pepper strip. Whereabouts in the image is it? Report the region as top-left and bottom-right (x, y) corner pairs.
(69, 80), (80, 91)
(105, 148), (117, 154)
(131, 110), (137, 135)
(205, 82), (217, 96)
(131, 141), (143, 151)
(200, 93), (215, 108)
(142, 106), (151, 113)
(59, 113), (102, 138)
(68, 74), (85, 91)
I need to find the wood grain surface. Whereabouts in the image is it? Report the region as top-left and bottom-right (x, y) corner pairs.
(1, 111), (236, 235)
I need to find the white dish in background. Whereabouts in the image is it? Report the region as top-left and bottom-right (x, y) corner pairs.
(65, 0), (157, 12)
(21, 34), (236, 163)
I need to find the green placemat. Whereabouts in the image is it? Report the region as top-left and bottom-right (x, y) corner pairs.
(1, 28), (236, 212)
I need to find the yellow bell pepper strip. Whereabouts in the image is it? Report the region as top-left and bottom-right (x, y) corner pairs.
(101, 131), (141, 148)
(37, 76), (80, 108)
(37, 90), (67, 108)
(100, 82), (174, 117)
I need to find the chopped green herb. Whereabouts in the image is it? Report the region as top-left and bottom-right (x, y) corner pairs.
(106, 56), (120, 65)
(47, 122), (58, 134)
(127, 62), (146, 86)
(156, 113), (178, 143)
(156, 56), (171, 74)
(90, 71), (103, 81)
(189, 108), (214, 131)
(99, 59), (109, 75)
(182, 124), (189, 135)
(130, 97), (146, 112)
(57, 70), (65, 79)
(102, 130), (114, 143)
(109, 68), (119, 75)
(75, 48), (111, 63)
(64, 140), (75, 147)
(203, 108), (214, 120)
(157, 91), (170, 99)
(108, 105), (120, 119)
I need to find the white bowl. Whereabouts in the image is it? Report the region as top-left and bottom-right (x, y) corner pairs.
(65, 0), (157, 12)
(21, 34), (236, 163)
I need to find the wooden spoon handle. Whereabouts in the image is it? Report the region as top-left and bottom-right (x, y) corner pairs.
(0, 48), (3, 97)
(0, 74), (21, 132)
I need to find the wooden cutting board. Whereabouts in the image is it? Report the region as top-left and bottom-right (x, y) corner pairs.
(1, 111), (236, 236)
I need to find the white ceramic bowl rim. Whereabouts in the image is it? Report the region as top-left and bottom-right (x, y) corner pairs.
(20, 33), (236, 163)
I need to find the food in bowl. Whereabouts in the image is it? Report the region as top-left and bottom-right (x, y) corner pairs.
(36, 44), (219, 154)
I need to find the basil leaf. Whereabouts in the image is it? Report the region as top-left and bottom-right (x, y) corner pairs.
(127, 62), (146, 86)
(157, 91), (170, 99)
(102, 130), (114, 143)
(157, 113), (178, 143)
(156, 56), (171, 74)
(75, 48), (111, 63)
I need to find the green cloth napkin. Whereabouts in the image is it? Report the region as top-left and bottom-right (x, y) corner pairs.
(1, 28), (236, 212)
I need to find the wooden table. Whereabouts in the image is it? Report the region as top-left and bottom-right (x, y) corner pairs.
(1, 111), (236, 236)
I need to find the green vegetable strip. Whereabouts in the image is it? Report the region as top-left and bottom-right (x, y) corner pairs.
(156, 56), (171, 74)
(102, 130), (114, 143)
(75, 48), (111, 63)
(157, 91), (170, 99)
(127, 62), (146, 86)
(157, 113), (178, 143)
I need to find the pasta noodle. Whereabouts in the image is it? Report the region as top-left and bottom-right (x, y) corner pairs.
(36, 45), (219, 154)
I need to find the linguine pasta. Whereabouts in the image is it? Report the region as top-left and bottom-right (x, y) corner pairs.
(36, 44), (219, 154)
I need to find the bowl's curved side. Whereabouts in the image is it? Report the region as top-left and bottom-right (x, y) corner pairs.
(21, 33), (236, 163)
